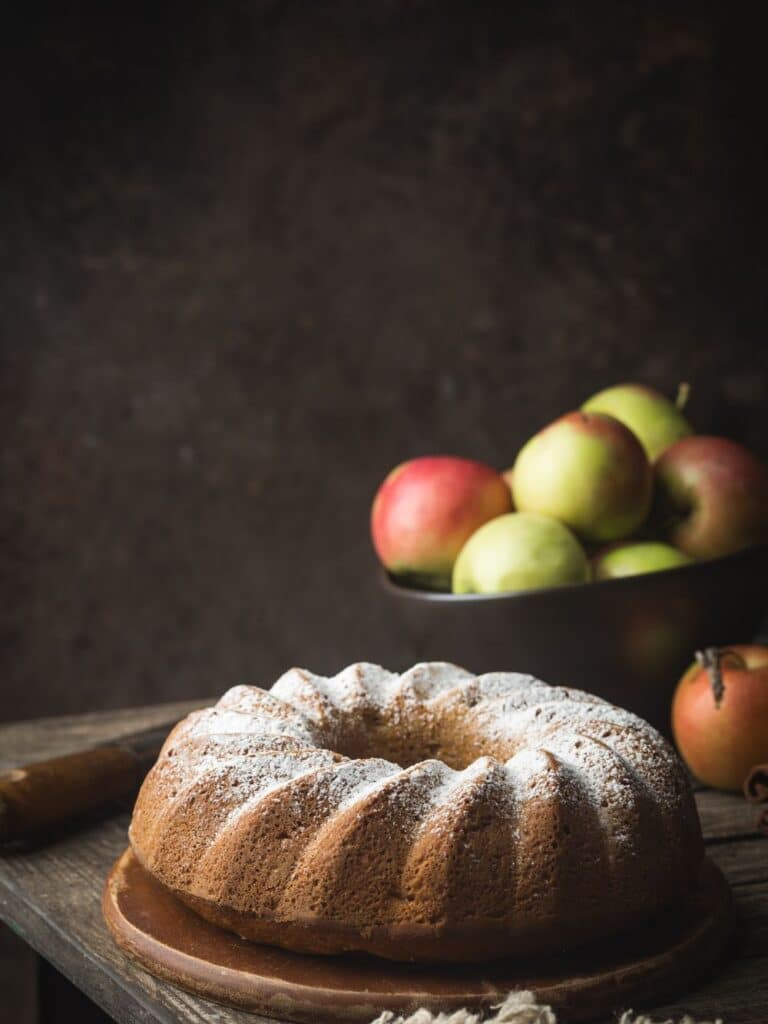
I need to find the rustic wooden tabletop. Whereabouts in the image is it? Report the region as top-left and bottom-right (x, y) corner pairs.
(0, 705), (766, 1024)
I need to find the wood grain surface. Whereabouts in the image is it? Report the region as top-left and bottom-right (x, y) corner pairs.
(1, 705), (766, 1024)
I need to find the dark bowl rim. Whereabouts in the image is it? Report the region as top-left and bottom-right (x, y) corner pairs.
(380, 542), (768, 605)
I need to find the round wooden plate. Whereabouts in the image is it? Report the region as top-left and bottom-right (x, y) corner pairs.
(103, 849), (732, 1023)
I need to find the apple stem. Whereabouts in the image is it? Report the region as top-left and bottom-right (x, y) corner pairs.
(675, 381), (691, 411)
(695, 647), (725, 707)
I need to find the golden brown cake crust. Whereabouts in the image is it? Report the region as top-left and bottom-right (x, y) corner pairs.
(129, 663), (704, 963)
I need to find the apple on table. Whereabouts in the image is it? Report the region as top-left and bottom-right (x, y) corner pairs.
(672, 645), (768, 791)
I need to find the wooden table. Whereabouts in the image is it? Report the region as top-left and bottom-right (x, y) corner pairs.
(1, 704), (766, 1024)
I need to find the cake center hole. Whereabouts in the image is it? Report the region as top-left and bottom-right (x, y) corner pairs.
(328, 714), (494, 770)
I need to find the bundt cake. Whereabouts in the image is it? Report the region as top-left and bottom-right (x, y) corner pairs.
(129, 662), (703, 963)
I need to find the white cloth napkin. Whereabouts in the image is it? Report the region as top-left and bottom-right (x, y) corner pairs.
(371, 990), (722, 1024)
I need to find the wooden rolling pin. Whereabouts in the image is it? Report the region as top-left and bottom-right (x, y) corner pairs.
(0, 722), (177, 845)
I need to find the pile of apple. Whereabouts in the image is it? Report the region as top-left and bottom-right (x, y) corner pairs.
(371, 383), (768, 594)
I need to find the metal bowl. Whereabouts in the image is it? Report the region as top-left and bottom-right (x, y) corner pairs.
(381, 544), (768, 733)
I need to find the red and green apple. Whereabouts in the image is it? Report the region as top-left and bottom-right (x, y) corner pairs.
(582, 383), (692, 461)
(371, 456), (512, 589)
(672, 644), (768, 791)
(654, 436), (768, 559)
(511, 411), (652, 543)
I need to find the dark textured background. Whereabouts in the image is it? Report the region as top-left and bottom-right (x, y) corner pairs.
(2, 1), (766, 722)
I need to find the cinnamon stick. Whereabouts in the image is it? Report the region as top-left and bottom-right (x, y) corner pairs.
(743, 763), (768, 836)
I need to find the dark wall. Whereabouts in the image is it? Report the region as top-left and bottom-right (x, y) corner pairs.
(2, 2), (766, 721)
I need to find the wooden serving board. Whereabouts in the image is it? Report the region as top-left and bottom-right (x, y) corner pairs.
(103, 850), (733, 1024)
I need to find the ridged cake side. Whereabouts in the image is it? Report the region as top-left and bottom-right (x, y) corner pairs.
(129, 662), (703, 962)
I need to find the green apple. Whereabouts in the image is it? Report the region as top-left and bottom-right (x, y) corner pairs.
(592, 541), (694, 581)
(582, 383), (692, 461)
(452, 512), (589, 594)
(511, 411), (652, 543)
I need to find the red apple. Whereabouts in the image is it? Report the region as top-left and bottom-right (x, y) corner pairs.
(371, 456), (512, 588)
(511, 411), (652, 542)
(654, 436), (768, 559)
(672, 644), (768, 791)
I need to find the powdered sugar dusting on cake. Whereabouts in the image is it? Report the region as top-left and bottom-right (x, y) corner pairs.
(333, 758), (450, 820)
(397, 662), (474, 701)
(163, 663), (685, 825)
(177, 706), (315, 745)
